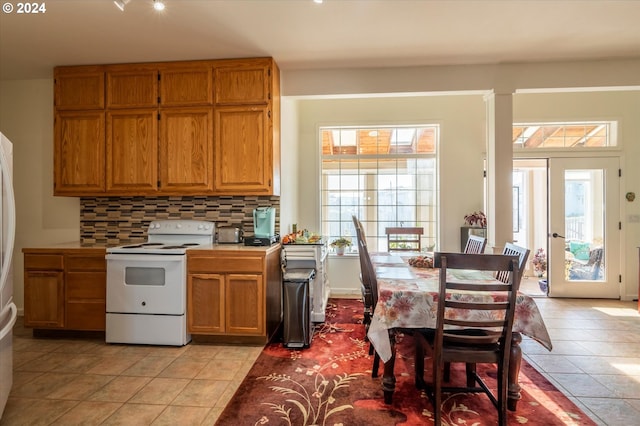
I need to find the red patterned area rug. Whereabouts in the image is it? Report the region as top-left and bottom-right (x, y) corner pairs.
(216, 298), (596, 425)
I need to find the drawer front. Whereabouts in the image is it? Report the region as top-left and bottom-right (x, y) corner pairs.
(66, 302), (106, 330)
(189, 255), (263, 274)
(67, 272), (106, 299)
(24, 254), (64, 270)
(66, 254), (106, 271)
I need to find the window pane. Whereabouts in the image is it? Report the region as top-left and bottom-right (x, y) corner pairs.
(321, 125), (438, 254)
(513, 122), (615, 148)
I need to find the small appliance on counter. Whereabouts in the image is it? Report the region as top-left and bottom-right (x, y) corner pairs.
(218, 226), (243, 244)
(244, 207), (279, 246)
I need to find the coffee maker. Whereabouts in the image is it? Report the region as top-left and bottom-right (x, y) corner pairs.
(244, 207), (279, 246)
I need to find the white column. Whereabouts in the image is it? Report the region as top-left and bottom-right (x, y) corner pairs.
(485, 91), (514, 253)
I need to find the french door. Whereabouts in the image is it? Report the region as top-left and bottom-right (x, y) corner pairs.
(548, 157), (620, 298)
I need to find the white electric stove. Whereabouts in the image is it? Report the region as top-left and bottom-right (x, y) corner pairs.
(106, 220), (215, 346)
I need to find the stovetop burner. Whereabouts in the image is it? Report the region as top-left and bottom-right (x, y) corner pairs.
(121, 243), (164, 249)
(161, 244), (200, 249)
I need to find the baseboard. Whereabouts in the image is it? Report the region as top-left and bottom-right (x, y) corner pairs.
(329, 289), (361, 299)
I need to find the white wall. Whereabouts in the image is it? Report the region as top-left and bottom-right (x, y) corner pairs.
(0, 79), (79, 313)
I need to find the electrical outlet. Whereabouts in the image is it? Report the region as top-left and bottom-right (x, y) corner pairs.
(629, 214), (640, 223)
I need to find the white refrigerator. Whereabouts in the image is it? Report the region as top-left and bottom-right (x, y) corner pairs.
(0, 132), (16, 418)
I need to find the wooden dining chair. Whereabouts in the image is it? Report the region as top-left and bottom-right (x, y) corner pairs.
(385, 226), (423, 251)
(352, 216), (374, 331)
(463, 234), (487, 254)
(496, 242), (530, 287)
(352, 215), (382, 377)
(417, 252), (520, 426)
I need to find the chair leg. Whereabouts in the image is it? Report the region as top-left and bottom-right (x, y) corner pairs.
(372, 350), (380, 378)
(434, 360), (443, 426)
(498, 365), (508, 426)
(414, 336), (425, 388)
(465, 363), (477, 387)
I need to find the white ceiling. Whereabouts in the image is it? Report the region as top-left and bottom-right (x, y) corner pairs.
(1, 0), (639, 81)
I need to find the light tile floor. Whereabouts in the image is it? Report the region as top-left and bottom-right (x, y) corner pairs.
(2, 291), (639, 425)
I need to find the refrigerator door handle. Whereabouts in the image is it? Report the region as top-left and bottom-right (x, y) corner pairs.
(0, 303), (17, 341)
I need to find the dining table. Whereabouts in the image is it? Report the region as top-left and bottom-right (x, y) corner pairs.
(366, 251), (553, 411)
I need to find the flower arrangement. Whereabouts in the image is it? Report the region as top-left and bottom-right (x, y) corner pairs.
(532, 248), (547, 276)
(463, 211), (487, 228)
(330, 237), (352, 248)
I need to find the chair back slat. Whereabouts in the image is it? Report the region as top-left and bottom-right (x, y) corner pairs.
(464, 235), (487, 254)
(495, 242), (529, 287)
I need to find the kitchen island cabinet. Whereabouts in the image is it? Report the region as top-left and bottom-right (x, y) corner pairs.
(187, 244), (282, 344)
(23, 247), (106, 332)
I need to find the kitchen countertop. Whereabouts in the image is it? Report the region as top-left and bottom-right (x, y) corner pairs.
(22, 242), (108, 253)
(23, 241), (281, 253)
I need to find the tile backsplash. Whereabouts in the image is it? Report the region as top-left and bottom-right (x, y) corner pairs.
(80, 196), (280, 246)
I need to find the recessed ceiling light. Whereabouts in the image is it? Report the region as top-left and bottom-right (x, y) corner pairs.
(153, 0), (165, 11)
(114, 0), (130, 11)
(313, 0), (323, 4)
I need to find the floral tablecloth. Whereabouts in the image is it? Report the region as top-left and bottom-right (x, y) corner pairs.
(367, 252), (553, 362)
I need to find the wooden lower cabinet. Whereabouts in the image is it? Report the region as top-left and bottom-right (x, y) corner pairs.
(23, 249), (106, 331)
(24, 258), (65, 328)
(188, 273), (225, 334)
(187, 246), (281, 342)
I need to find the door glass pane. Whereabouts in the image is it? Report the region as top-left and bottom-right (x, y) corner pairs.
(564, 169), (605, 282)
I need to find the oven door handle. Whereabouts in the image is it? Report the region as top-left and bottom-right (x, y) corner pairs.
(106, 253), (186, 262)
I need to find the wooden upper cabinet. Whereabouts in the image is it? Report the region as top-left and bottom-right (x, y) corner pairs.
(160, 64), (213, 107)
(54, 66), (105, 110)
(106, 66), (158, 109)
(214, 105), (274, 194)
(106, 109), (158, 193)
(53, 58), (280, 197)
(54, 110), (106, 195)
(214, 59), (273, 105)
(159, 107), (213, 193)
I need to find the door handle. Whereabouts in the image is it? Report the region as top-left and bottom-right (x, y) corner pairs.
(552, 232), (565, 239)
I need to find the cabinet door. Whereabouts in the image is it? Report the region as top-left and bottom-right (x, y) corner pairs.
(106, 67), (158, 109)
(24, 271), (65, 328)
(226, 274), (264, 335)
(106, 109), (158, 193)
(159, 107), (213, 193)
(160, 65), (213, 106)
(188, 273), (225, 334)
(214, 61), (271, 105)
(54, 111), (105, 195)
(54, 66), (105, 110)
(214, 106), (273, 194)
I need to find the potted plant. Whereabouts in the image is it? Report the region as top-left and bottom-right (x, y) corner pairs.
(532, 248), (547, 277)
(330, 237), (352, 255)
(461, 211), (487, 251)
(463, 211), (487, 228)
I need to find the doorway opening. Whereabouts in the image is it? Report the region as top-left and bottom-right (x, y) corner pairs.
(513, 159), (548, 297)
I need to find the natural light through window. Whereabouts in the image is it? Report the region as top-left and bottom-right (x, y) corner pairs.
(320, 125), (438, 254)
(513, 122), (615, 148)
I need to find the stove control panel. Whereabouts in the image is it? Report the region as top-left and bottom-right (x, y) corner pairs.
(148, 220), (215, 235)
